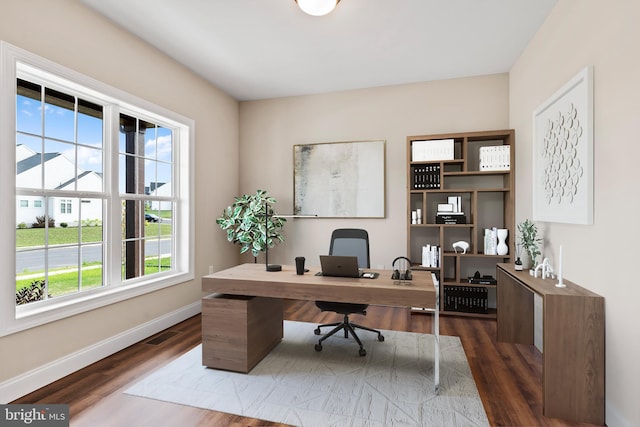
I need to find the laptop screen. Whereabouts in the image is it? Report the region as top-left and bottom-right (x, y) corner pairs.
(319, 255), (361, 278)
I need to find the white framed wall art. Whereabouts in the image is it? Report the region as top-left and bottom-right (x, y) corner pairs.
(533, 66), (594, 224)
(293, 140), (386, 218)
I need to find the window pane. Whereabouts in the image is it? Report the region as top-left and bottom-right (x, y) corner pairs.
(77, 146), (103, 191)
(119, 114), (137, 154)
(120, 153), (144, 195)
(17, 133), (43, 156)
(44, 140), (75, 190)
(157, 126), (172, 163)
(81, 243), (103, 290)
(45, 245), (78, 297)
(142, 121), (157, 159)
(143, 237), (171, 276)
(16, 79), (42, 135)
(16, 134), (44, 189)
(77, 98), (103, 147)
(121, 199), (145, 280)
(44, 87), (75, 142)
(79, 198), (103, 239)
(144, 159), (156, 194)
(16, 196), (48, 243)
(157, 162), (172, 196)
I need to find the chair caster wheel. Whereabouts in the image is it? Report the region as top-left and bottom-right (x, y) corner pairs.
(314, 328), (321, 335)
(315, 343), (322, 352)
(378, 335), (385, 342)
(358, 348), (366, 356)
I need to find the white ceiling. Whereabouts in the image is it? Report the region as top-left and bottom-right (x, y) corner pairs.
(81, 0), (557, 101)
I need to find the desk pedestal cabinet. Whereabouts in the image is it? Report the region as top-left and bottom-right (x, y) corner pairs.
(496, 264), (604, 425)
(202, 294), (283, 373)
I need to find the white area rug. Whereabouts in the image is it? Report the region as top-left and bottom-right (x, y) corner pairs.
(125, 321), (488, 427)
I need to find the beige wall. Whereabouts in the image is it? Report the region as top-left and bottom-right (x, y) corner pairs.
(1, 0), (239, 387)
(239, 74), (509, 271)
(5, 1), (633, 424)
(510, 1), (640, 425)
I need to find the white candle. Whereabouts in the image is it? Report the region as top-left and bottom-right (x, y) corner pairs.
(556, 245), (565, 287)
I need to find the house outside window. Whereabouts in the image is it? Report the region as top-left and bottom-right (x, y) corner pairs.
(1, 42), (194, 336)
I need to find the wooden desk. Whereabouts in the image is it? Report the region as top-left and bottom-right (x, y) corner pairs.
(496, 264), (605, 425)
(202, 263), (440, 390)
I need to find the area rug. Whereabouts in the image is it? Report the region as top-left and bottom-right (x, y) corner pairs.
(125, 321), (488, 427)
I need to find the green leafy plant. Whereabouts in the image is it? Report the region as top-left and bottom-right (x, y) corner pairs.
(216, 190), (286, 258)
(32, 215), (55, 228)
(16, 279), (51, 305)
(517, 219), (542, 266)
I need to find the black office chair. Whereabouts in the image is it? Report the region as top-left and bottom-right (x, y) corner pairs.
(314, 228), (384, 356)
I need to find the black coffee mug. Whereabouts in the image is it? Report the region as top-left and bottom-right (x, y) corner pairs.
(295, 257), (305, 275)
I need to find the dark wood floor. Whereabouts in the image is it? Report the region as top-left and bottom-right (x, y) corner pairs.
(13, 300), (603, 427)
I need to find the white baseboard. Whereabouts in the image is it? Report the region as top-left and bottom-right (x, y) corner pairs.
(606, 400), (634, 427)
(0, 301), (201, 403)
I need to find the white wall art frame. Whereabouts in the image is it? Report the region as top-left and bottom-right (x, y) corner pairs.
(533, 66), (593, 224)
(294, 140), (386, 218)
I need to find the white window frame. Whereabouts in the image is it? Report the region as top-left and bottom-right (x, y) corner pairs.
(0, 42), (194, 337)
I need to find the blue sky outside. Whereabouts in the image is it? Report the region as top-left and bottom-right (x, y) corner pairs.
(16, 91), (173, 194)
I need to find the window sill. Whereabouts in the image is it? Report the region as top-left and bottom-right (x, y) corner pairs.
(2, 271), (194, 337)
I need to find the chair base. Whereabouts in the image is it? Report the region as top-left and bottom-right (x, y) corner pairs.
(314, 314), (384, 356)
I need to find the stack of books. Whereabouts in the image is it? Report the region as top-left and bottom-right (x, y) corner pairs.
(411, 165), (440, 189)
(479, 145), (510, 171)
(421, 244), (440, 268)
(412, 139), (454, 161)
(436, 196), (466, 224)
(444, 286), (489, 314)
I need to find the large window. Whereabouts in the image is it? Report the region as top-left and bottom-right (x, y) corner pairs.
(1, 42), (194, 336)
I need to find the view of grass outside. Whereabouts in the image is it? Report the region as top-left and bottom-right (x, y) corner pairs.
(16, 214), (173, 299)
(16, 223), (172, 247)
(16, 256), (172, 295)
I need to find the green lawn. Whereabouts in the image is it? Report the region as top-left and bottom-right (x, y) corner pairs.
(16, 256), (172, 294)
(16, 223), (172, 247)
(16, 213), (173, 302)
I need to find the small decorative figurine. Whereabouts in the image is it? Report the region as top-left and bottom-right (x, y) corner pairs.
(452, 241), (469, 254)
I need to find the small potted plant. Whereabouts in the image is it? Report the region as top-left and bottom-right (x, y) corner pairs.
(517, 219), (542, 269)
(216, 190), (286, 260)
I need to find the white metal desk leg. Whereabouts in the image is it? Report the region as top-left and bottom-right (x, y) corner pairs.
(432, 273), (440, 394)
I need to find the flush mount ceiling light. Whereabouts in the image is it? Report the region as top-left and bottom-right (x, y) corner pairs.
(295, 0), (341, 16)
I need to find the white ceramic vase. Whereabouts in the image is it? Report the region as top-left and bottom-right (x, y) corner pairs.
(496, 228), (508, 256)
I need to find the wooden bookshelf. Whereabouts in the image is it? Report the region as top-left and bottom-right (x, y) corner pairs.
(407, 130), (515, 318)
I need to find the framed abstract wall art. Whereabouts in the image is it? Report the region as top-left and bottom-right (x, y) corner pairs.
(294, 140), (385, 218)
(533, 66), (593, 224)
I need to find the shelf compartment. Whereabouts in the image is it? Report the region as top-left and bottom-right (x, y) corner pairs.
(408, 227), (440, 266)
(466, 139), (512, 173)
(443, 284), (489, 314)
(442, 174), (507, 190)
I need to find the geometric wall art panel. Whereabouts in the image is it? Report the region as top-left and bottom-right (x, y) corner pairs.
(533, 66), (593, 224)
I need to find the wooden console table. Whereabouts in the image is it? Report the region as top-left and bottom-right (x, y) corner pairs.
(496, 263), (605, 424)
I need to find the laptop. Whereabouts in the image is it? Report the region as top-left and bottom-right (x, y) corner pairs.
(318, 255), (362, 278)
